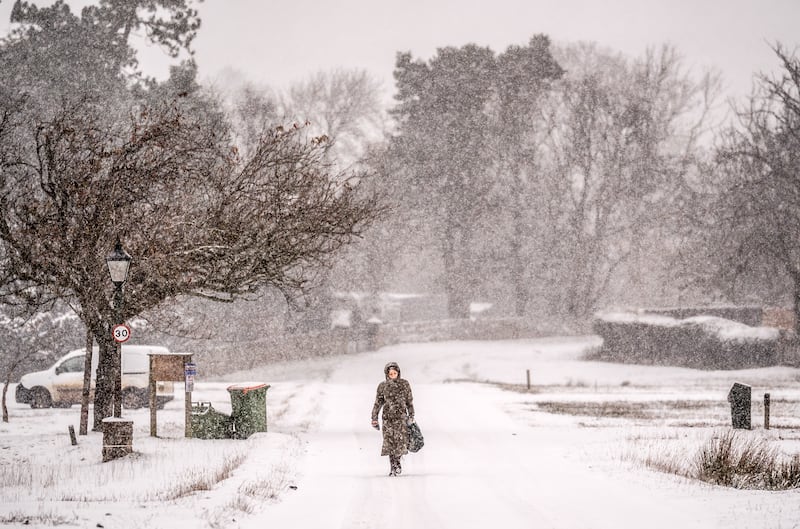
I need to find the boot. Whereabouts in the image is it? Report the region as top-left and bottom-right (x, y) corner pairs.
(389, 455), (401, 476)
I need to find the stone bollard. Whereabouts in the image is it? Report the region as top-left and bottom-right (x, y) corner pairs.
(102, 417), (134, 462)
(727, 382), (751, 429)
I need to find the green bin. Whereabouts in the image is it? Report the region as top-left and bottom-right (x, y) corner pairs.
(191, 401), (233, 439)
(227, 383), (270, 439)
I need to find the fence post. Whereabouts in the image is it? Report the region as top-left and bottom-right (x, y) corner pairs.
(764, 393), (770, 430)
(526, 369), (531, 390)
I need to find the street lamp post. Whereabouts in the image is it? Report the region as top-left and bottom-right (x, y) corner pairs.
(106, 240), (131, 418)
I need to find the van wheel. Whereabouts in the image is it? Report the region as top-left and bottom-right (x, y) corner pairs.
(122, 388), (145, 409)
(30, 387), (52, 409)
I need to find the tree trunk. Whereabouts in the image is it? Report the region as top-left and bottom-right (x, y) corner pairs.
(793, 277), (800, 336)
(442, 219), (471, 319)
(93, 328), (116, 431)
(510, 218), (529, 317)
(2, 378), (9, 423)
(79, 327), (93, 435)
(506, 160), (530, 318)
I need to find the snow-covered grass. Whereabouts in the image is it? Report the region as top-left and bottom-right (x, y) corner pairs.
(0, 381), (311, 527)
(1, 336), (799, 528)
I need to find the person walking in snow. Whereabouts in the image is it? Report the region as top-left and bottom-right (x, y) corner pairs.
(371, 361), (415, 476)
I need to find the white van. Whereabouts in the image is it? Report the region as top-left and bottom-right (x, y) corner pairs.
(15, 345), (175, 409)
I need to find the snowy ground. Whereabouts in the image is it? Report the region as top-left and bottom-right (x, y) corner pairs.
(2, 336), (800, 528)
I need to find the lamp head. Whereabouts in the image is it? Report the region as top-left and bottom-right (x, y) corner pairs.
(106, 240), (131, 286)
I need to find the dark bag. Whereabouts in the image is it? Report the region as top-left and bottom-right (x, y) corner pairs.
(407, 421), (424, 452)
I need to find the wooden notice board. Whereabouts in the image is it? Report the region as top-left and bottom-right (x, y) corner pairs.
(148, 352), (193, 437)
(151, 354), (190, 381)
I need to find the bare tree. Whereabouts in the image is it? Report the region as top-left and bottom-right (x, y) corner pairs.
(328, 143), (407, 298)
(286, 68), (387, 168)
(537, 43), (718, 318)
(226, 83), (282, 157)
(279, 69), (388, 325)
(492, 35), (563, 316)
(698, 44), (800, 331)
(0, 92), (381, 429)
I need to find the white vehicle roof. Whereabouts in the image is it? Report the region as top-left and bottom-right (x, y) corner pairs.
(61, 345), (170, 359)
(57, 345), (171, 374)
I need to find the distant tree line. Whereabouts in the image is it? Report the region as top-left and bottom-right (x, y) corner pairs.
(341, 39), (800, 334)
(217, 35), (800, 337)
(355, 37), (719, 324)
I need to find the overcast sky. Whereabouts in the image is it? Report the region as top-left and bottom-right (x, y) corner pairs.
(2, 0), (799, 104)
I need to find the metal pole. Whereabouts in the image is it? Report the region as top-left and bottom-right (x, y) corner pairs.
(185, 355), (193, 438)
(113, 284), (123, 418)
(149, 355), (157, 437)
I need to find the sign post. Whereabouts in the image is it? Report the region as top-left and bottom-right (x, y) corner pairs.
(111, 324), (131, 418)
(184, 362), (196, 392)
(184, 362), (197, 438)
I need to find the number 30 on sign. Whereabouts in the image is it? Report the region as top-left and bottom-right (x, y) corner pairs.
(112, 324), (132, 343)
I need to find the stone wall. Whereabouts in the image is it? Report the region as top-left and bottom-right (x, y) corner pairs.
(193, 317), (543, 376)
(369, 317), (541, 349)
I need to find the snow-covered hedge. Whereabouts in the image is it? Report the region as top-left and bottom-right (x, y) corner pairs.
(636, 305), (764, 327)
(591, 311), (781, 369)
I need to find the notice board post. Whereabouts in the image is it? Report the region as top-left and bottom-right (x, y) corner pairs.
(184, 361), (196, 438)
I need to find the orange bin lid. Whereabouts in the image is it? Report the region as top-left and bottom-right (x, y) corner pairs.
(226, 382), (269, 394)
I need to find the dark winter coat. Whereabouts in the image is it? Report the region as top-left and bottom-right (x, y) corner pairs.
(371, 361), (415, 456)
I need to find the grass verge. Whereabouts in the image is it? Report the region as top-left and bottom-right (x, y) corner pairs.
(693, 429), (800, 490)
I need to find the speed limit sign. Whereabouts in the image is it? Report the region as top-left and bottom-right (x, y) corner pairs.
(112, 324), (131, 343)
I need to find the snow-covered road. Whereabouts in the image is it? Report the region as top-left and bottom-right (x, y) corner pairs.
(238, 341), (763, 529)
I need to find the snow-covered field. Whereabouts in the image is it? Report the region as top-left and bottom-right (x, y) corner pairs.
(2, 336), (799, 528)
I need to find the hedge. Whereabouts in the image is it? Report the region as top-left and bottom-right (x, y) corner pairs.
(591, 311), (780, 369)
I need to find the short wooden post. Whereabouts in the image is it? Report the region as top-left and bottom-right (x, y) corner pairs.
(68, 425), (77, 446)
(526, 369), (531, 390)
(764, 393), (770, 430)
